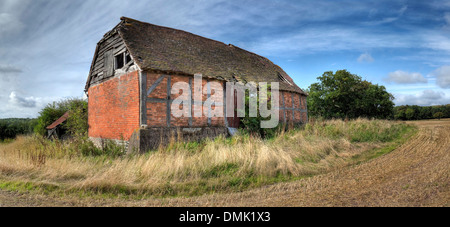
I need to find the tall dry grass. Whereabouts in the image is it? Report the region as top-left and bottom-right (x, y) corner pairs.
(0, 118), (415, 197)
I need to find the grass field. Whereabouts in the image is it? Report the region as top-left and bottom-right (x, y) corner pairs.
(0, 119), (416, 199)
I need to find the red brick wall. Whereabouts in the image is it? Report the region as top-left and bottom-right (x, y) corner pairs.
(87, 70), (308, 140)
(146, 73), (226, 128)
(279, 91), (308, 124)
(88, 71), (140, 140)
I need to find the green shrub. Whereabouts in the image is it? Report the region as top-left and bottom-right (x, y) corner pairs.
(34, 98), (88, 137)
(65, 99), (88, 137)
(240, 84), (291, 138)
(433, 112), (444, 120)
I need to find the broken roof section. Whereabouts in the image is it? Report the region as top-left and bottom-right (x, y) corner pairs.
(46, 112), (70, 130)
(86, 17), (306, 95)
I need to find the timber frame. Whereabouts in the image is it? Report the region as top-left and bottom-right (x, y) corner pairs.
(85, 17), (309, 152)
(139, 72), (228, 128)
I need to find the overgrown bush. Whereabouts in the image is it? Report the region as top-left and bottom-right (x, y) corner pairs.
(20, 135), (126, 160)
(65, 99), (88, 137)
(34, 98), (88, 137)
(240, 84), (288, 138)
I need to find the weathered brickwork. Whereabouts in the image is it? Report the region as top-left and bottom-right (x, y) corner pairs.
(88, 69), (308, 145)
(145, 73), (226, 128)
(128, 127), (229, 153)
(85, 18), (309, 152)
(88, 71), (140, 140)
(278, 91), (308, 124)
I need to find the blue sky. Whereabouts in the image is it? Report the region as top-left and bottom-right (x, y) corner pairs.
(1, 0), (450, 118)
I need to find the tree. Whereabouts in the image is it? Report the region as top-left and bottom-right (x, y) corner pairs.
(0, 118), (37, 140)
(394, 108), (406, 120)
(240, 84), (280, 138)
(307, 70), (395, 119)
(405, 108), (415, 120)
(433, 112), (444, 120)
(394, 105), (450, 120)
(34, 102), (67, 136)
(418, 106), (433, 119)
(34, 98), (88, 137)
(64, 99), (88, 137)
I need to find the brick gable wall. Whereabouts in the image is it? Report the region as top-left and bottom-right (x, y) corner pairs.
(88, 71), (140, 140)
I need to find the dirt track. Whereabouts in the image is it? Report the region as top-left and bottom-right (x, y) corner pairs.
(1, 120), (449, 207)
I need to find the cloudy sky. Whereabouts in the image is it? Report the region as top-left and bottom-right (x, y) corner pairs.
(1, 0), (450, 118)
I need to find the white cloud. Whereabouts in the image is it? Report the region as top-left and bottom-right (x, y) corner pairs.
(358, 53), (374, 63)
(399, 5), (408, 15)
(0, 13), (25, 38)
(421, 89), (445, 99)
(0, 0), (30, 38)
(249, 27), (413, 56)
(423, 34), (450, 52)
(431, 65), (450, 89)
(430, 0), (450, 10)
(1, 91), (59, 118)
(385, 70), (428, 84)
(395, 90), (450, 106)
(9, 91), (38, 108)
(363, 5), (407, 26)
(0, 64), (22, 73)
(444, 13), (450, 30)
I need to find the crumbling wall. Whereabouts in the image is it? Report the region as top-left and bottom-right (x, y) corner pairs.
(128, 127), (229, 153)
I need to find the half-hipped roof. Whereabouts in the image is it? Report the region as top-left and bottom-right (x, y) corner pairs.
(86, 17), (306, 95)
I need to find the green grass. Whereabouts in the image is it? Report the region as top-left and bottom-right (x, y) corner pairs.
(0, 138), (14, 144)
(0, 119), (418, 199)
(350, 124), (417, 165)
(201, 163), (240, 178)
(0, 180), (60, 195)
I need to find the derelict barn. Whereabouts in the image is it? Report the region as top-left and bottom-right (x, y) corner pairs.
(85, 17), (308, 153)
(46, 112), (69, 139)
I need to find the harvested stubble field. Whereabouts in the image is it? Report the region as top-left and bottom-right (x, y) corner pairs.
(0, 119), (448, 207)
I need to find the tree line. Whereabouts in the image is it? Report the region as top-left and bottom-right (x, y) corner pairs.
(307, 70), (449, 121)
(0, 118), (37, 140)
(394, 105), (450, 120)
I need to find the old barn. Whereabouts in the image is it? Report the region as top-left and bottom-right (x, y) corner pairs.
(85, 17), (308, 152)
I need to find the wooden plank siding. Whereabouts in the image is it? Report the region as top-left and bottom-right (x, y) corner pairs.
(88, 32), (130, 86)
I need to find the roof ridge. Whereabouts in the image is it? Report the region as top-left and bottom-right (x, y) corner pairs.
(87, 17), (307, 95)
(119, 17), (280, 70)
(119, 16), (231, 48)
